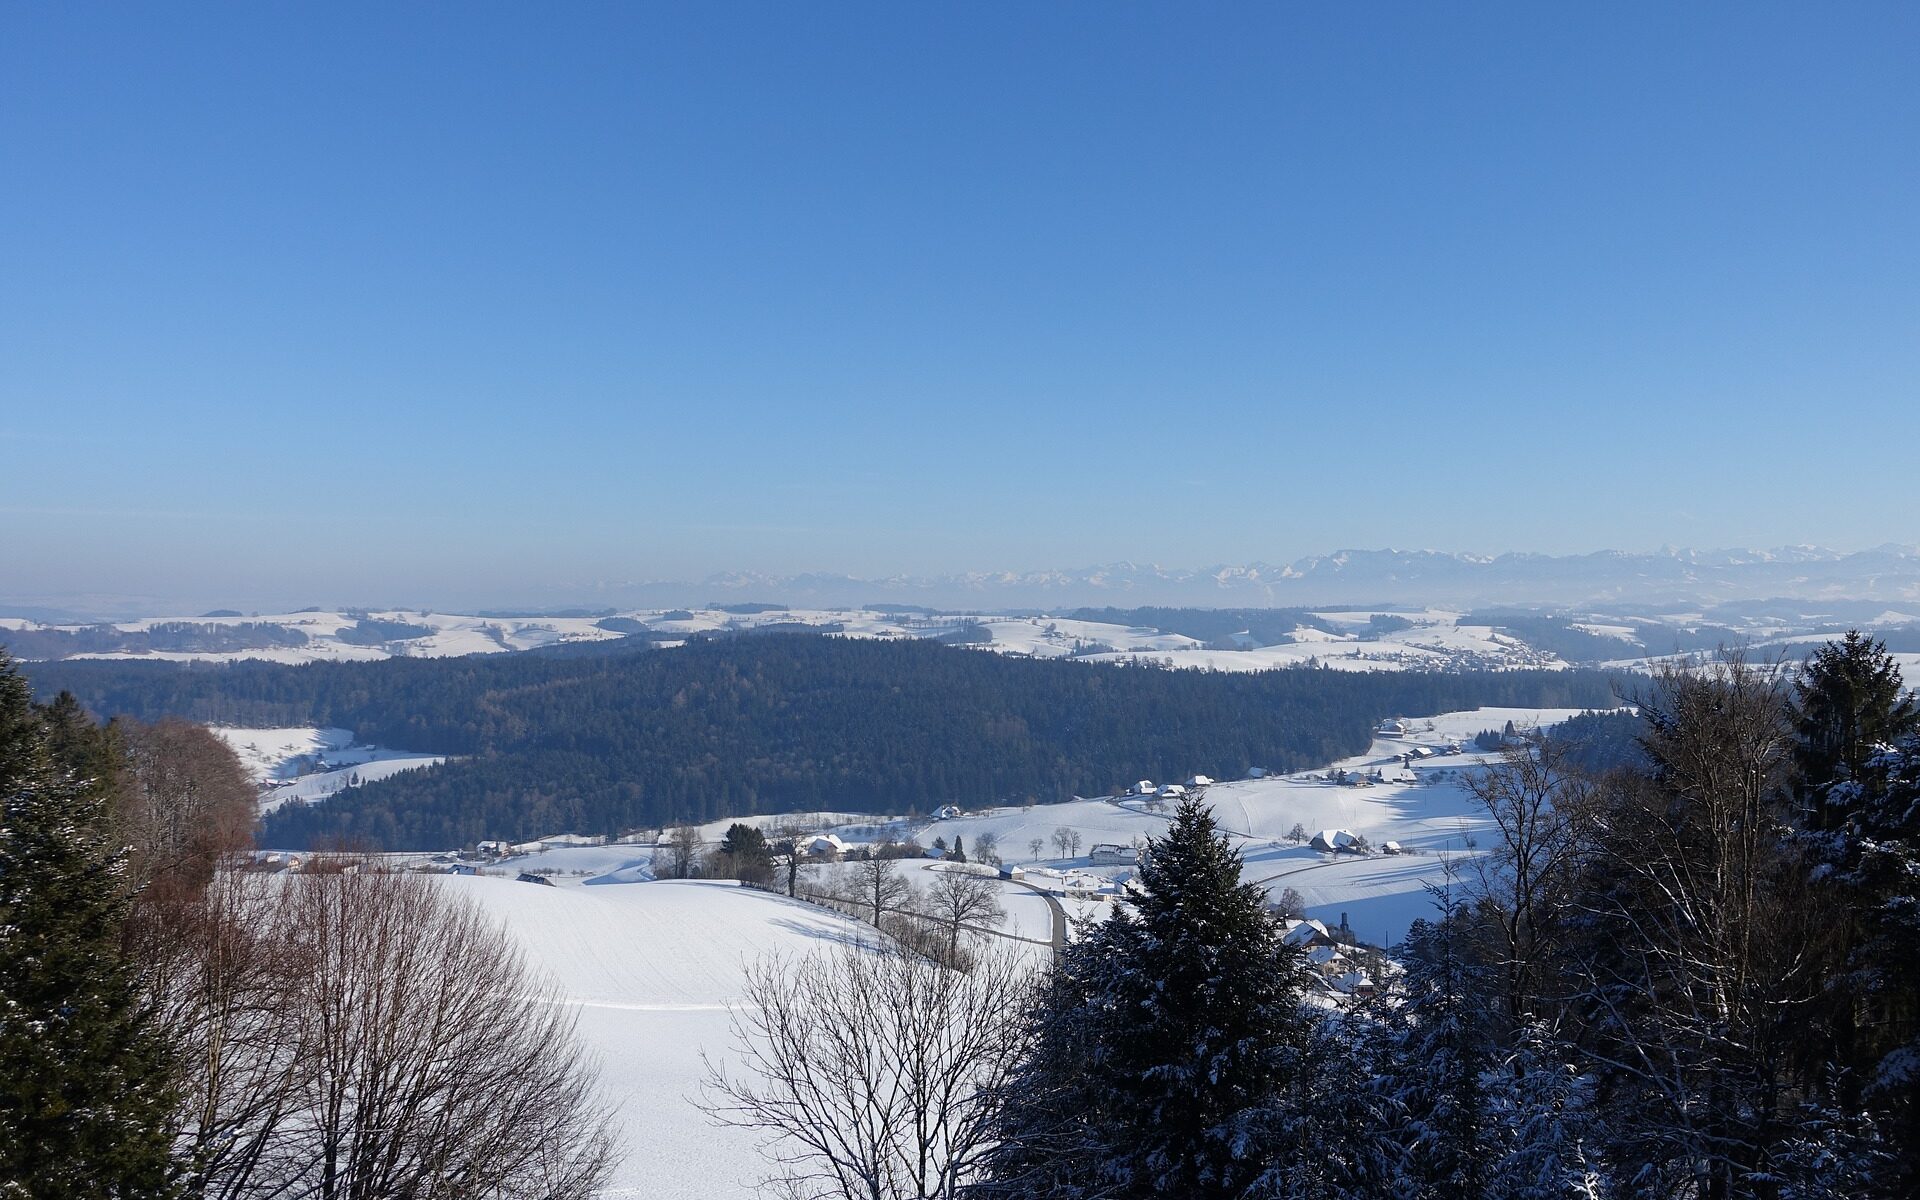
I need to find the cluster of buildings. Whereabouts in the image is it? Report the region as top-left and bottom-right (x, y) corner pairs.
(1126, 773), (1216, 801)
(1282, 915), (1381, 998)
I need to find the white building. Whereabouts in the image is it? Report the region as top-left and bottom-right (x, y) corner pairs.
(802, 832), (849, 859)
(1310, 829), (1362, 854)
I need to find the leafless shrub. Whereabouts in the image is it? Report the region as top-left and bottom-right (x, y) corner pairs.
(661, 824), (702, 878)
(700, 941), (1031, 1200)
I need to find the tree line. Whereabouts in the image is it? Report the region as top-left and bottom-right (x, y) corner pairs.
(24, 635), (1619, 849)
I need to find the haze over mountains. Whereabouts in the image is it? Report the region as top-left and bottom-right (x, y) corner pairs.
(684, 545), (1920, 610)
(10, 544), (1920, 621)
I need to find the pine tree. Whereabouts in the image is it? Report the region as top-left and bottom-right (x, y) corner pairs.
(973, 796), (1304, 1199)
(0, 653), (177, 1199)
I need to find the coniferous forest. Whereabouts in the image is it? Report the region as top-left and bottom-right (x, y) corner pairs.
(970, 636), (1920, 1198)
(24, 636), (1618, 849)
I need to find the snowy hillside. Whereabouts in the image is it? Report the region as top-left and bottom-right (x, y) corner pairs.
(208, 726), (444, 812)
(865, 706), (1605, 946)
(0, 604), (1563, 672)
(12, 595), (1913, 676)
(439, 877), (949, 1199)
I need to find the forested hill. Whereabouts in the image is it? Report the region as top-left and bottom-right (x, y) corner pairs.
(24, 637), (1620, 850)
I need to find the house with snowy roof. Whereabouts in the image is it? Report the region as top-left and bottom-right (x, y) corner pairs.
(1310, 829), (1363, 854)
(801, 832), (849, 859)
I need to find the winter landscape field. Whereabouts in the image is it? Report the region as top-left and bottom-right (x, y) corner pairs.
(8, 5), (1918, 1198)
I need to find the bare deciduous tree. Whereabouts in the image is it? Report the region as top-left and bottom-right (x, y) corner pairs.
(923, 868), (1006, 964)
(1028, 837), (1044, 861)
(701, 942), (1030, 1200)
(143, 868), (309, 1200)
(116, 718), (257, 899)
(661, 824), (702, 879)
(1463, 737), (1593, 1027)
(149, 868), (616, 1200)
(1272, 886), (1307, 920)
(1567, 652), (1833, 1195)
(849, 854), (913, 928)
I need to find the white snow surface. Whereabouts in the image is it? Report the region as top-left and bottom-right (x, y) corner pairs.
(918, 706), (1605, 946)
(11, 605), (1567, 672)
(438, 876), (931, 1199)
(208, 726), (445, 812)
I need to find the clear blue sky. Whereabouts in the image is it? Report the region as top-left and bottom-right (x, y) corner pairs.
(3, 3), (1916, 609)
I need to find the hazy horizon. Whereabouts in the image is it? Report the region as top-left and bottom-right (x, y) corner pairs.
(11, 540), (1920, 620)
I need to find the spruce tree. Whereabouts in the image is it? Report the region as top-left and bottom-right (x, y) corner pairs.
(1390, 898), (1498, 1200)
(1794, 630), (1918, 830)
(974, 796), (1303, 1199)
(0, 654), (176, 1198)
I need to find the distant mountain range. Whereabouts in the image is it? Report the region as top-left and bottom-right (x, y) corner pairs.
(10, 546), (1920, 621)
(570, 545), (1920, 611)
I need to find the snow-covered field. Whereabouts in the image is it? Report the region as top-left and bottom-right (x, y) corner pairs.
(905, 706), (1603, 945)
(423, 708), (1597, 1196)
(234, 701), (1622, 1197)
(442, 876), (912, 1199)
(209, 726), (444, 812)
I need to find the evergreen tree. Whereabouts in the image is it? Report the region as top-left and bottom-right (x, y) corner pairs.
(1794, 631), (1918, 830)
(1829, 733), (1920, 1187)
(0, 653), (177, 1198)
(1794, 636), (1920, 1183)
(1485, 1025), (1605, 1200)
(973, 797), (1304, 1199)
(1388, 897), (1499, 1199)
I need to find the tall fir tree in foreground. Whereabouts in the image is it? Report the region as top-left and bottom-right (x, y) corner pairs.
(972, 796), (1304, 1200)
(0, 653), (176, 1199)
(1793, 634), (1920, 1189)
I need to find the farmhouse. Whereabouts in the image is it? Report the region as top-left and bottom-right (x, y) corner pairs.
(801, 832), (849, 859)
(1310, 829), (1363, 854)
(1088, 844), (1139, 866)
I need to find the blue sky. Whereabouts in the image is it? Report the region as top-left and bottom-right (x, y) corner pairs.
(3, 3), (1916, 609)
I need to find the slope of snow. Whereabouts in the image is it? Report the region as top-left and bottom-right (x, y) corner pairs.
(208, 725), (446, 812)
(439, 876), (915, 1199)
(915, 707), (1604, 945)
(11, 604), (1570, 672)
